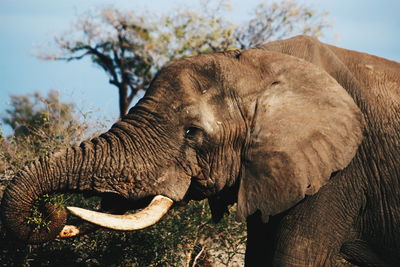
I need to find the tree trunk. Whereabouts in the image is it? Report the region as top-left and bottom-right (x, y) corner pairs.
(119, 84), (129, 117)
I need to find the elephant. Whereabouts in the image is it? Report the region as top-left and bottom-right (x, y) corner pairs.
(2, 35), (400, 266)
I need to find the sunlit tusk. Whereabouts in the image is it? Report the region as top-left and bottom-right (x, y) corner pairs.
(66, 195), (174, 231)
(57, 225), (80, 238)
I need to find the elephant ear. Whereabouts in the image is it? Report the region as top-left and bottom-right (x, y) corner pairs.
(236, 51), (365, 222)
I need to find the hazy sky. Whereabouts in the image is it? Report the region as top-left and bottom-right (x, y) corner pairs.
(1, 0), (399, 135)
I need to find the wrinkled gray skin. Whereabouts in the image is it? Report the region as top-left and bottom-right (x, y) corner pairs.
(2, 35), (400, 266)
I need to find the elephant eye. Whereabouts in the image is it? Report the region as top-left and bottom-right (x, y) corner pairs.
(185, 126), (203, 139)
(271, 81), (281, 86)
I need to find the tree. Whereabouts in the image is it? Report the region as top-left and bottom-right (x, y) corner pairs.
(41, 0), (331, 117)
(3, 91), (84, 140)
(235, 1), (330, 48)
(0, 91), (89, 183)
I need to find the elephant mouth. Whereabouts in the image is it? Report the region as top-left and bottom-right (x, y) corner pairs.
(57, 195), (174, 238)
(183, 174), (214, 201)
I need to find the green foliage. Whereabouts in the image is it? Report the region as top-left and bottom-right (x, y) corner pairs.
(155, 3), (238, 63)
(25, 194), (65, 232)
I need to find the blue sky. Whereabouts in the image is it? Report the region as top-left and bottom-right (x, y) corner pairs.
(1, 0), (399, 135)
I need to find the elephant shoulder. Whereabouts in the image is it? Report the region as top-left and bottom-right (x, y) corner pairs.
(258, 35), (329, 66)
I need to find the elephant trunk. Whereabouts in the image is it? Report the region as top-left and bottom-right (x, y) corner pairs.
(1, 148), (81, 243)
(0, 127), (143, 243)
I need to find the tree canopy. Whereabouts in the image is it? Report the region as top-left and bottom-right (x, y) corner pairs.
(42, 0), (331, 117)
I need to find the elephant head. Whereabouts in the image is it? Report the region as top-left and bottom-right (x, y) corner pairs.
(1, 47), (364, 243)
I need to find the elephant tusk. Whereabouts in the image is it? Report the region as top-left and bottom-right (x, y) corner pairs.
(66, 195), (174, 231)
